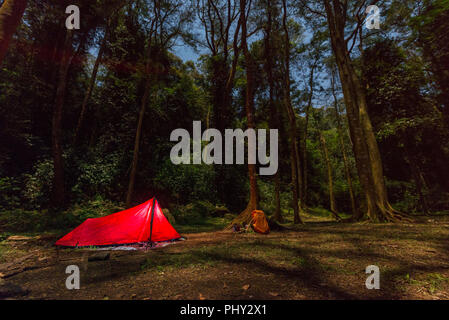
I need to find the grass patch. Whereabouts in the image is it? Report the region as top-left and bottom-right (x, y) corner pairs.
(174, 216), (233, 234)
(140, 239), (327, 275)
(404, 272), (449, 294)
(141, 246), (230, 271)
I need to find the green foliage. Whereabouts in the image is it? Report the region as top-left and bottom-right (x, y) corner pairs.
(0, 196), (122, 233)
(154, 159), (217, 204)
(71, 151), (123, 200)
(171, 200), (216, 225)
(386, 180), (420, 214)
(0, 177), (21, 209)
(22, 159), (54, 208)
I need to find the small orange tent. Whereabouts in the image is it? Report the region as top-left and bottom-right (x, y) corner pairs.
(251, 210), (270, 234)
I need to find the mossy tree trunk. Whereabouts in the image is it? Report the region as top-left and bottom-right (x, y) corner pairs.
(324, 0), (408, 222)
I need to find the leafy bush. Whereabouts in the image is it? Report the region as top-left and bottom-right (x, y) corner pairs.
(22, 159), (54, 208)
(386, 179), (420, 213)
(0, 177), (21, 209)
(0, 209), (43, 232)
(70, 151), (123, 201)
(66, 195), (124, 221)
(171, 200), (216, 225)
(0, 196), (123, 233)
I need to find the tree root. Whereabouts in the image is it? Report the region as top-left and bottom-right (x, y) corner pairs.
(368, 203), (414, 223)
(227, 206), (254, 229)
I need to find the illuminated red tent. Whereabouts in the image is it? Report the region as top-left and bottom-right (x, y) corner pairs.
(55, 198), (181, 247)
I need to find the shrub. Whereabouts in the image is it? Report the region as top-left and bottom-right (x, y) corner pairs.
(0, 196), (123, 233)
(70, 152), (123, 201)
(171, 200), (216, 225)
(0, 177), (21, 209)
(22, 158), (54, 208)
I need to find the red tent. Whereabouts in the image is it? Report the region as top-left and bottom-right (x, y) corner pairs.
(55, 198), (181, 247)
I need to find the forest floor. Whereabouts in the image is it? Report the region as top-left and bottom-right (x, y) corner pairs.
(1, 214), (449, 300)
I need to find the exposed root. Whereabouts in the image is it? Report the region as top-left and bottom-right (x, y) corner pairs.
(369, 203), (414, 223)
(227, 206), (254, 229)
(383, 210), (413, 223)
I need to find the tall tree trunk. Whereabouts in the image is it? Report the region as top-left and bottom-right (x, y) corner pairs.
(126, 78), (151, 208)
(324, 0), (406, 222)
(74, 26), (108, 144)
(282, 0), (302, 224)
(335, 106), (358, 218)
(241, 0), (258, 214)
(0, 0), (27, 65)
(212, 58), (233, 205)
(230, 0), (258, 226)
(331, 70), (358, 218)
(264, 0), (282, 222)
(319, 131), (340, 220)
(51, 30), (73, 208)
(301, 63), (316, 210)
(211, 17), (241, 206)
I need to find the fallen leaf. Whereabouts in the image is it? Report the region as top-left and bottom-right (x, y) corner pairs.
(199, 293), (206, 300)
(269, 292), (279, 297)
(242, 284), (250, 291)
(223, 283), (228, 289)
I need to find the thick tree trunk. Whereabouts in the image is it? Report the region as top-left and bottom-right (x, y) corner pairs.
(74, 26), (108, 144)
(324, 0), (406, 222)
(126, 78), (151, 208)
(51, 30), (73, 208)
(282, 0), (302, 224)
(230, 0), (258, 226)
(0, 0), (27, 65)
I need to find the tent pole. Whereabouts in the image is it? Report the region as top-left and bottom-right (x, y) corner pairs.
(148, 198), (156, 247)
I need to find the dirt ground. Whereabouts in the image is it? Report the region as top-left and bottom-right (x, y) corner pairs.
(1, 217), (449, 300)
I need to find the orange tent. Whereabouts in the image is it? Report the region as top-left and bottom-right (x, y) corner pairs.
(251, 210), (270, 234)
